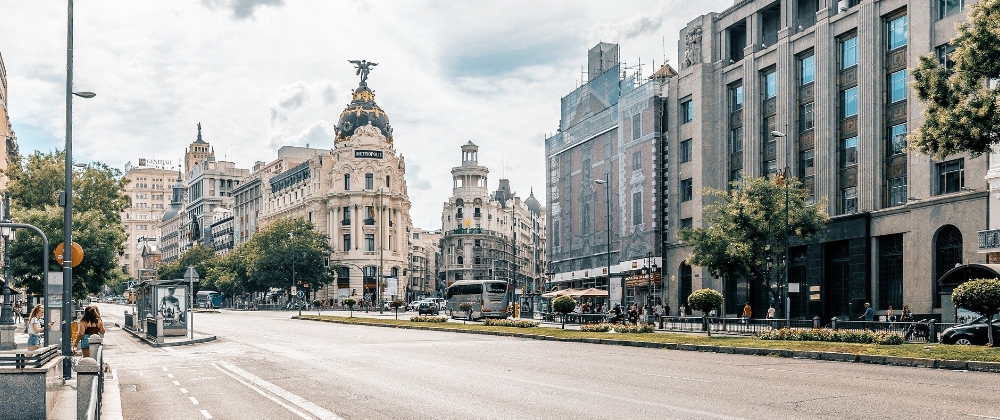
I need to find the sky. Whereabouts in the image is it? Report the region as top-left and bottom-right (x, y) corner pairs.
(0, 0), (731, 229)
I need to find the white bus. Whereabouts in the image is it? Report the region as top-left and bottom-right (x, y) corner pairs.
(444, 280), (510, 320)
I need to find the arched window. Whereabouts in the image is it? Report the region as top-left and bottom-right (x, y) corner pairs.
(679, 263), (692, 314)
(457, 255), (464, 265)
(391, 267), (399, 278)
(934, 225), (963, 308)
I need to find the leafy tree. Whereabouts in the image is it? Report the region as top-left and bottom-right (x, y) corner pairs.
(552, 295), (577, 329)
(241, 218), (333, 296)
(459, 301), (473, 323)
(343, 297), (357, 317)
(687, 288), (724, 336)
(678, 175), (828, 314)
(911, 0), (1000, 158)
(3, 151), (130, 298)
(157, 245), (218, 281)
(951, 278), (1000, 346)
(389, 298), (405, 319)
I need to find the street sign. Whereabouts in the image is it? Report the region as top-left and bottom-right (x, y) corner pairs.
(296, 290), (305, 299)
(184, 267), (200, 281)
(54, 242), (84, 267)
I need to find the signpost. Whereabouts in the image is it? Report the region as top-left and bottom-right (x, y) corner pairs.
(184, 266), (199, 339)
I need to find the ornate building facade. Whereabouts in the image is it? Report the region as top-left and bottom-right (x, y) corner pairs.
(0, 49), (19, 191)
(120, 164), (176, 277)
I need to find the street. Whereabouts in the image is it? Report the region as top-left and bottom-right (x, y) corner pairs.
(98, 304), (1000, 420)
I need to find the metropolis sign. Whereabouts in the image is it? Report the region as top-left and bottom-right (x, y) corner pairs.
(354, 150), (383, 159)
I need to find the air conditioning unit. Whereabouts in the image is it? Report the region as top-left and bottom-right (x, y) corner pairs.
(838, 0), (850, 12)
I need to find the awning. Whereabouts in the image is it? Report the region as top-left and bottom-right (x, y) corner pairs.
(937, 263), (1000, 287)
(541, 289), (579, 298)
(566, 288), (609, 298)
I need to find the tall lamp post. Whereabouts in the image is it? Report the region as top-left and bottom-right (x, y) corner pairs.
(65, 0), (97, 380)
(594, 174), (616, 307)
(771, 130), (790, 321)
(289, 232), (299, 316)
(0, 193), (15, 332)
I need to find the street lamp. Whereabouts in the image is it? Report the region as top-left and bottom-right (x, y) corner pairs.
(594, 174), (616, 307)
(0, 193), (15, 329)
(771, 130), (790, 322)
(64, 0), (97, 380)
(288, 232), (301, 316)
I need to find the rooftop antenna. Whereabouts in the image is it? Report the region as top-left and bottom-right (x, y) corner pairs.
(502, 154), (506, 178)
(662, 35), (666, 64)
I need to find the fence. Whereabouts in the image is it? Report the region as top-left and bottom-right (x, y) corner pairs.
(658, 316), (957, 343)
(0, 345), (59, 368)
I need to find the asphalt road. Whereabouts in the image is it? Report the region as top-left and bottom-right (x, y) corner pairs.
(99, 304), (1000, 420)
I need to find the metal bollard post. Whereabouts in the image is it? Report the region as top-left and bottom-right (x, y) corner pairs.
(813, 316), (821, 329)
(928, 320), (937, 343)
(831, 317), (838, 330)
(156, 315), (165, 344)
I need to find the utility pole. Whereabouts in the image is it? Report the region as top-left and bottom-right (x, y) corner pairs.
(378, 188), (384, 313)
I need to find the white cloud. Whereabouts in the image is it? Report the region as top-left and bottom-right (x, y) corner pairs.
(0, 0), (732, 230)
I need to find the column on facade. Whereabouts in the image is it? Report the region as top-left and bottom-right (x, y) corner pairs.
(856, 2), (879, 211)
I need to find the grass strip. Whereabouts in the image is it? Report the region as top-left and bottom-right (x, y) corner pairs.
(298, 315), (1000, 363)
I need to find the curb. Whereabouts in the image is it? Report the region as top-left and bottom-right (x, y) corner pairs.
(298, 316), (1000, 374)
(114, 323), (217, 348)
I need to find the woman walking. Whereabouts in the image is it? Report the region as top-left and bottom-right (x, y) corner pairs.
(73, 306), (105, 358)
(26, 305), (52, 351)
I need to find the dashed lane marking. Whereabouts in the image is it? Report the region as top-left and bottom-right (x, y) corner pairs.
(180, 388), (188, 394)
(189, 397), (199, 405)
(167, 374), (174, 378)
(200, 410), (213, 419)
(172, 381), (180, 386)
(162, 367), (169, 371)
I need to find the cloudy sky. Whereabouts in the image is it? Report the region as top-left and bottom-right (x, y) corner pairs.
(0, 0), (730, 229)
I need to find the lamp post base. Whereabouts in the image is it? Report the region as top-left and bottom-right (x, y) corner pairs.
(0, 324), (16, 350)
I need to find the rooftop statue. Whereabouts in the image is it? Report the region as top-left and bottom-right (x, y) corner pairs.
(349, 59), (378, 84)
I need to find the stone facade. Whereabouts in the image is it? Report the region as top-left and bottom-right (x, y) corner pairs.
(119, 166), (176, 278)
(209, 210), (234, 255)
(186, 159), (248, 249)
(0, 50), (19, 191)
(664, 0), (985, 319)
(408, 227), (441, 300)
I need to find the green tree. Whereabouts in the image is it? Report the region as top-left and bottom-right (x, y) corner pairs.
(951, 278), (1000, 346)
(911, 0), (1000, 158)
(343, 297), (357, 317)
(242, 218), (333, 296)
(687, 288), (724, 336)
(3, 150), (131, 298)
(157, 245), (218, 281)
(552, 295), (577, 329)
(678, 175), (828, 313)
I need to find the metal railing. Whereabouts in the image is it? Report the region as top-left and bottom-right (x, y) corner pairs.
(978, 229), (1000, 250)
(0, 345), (60, 368)
(657, 316), (958, 343)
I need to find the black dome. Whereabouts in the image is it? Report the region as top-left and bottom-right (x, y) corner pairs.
(335, 82), (392, 144)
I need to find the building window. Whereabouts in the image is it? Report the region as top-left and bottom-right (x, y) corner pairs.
(680, 178), (693, 202)
(934, 225), (963, 307)
(887, 177), (907, 207)
(888, 123), (907, 155)
(365, 173), (374, 190)
(679, 218), (693, 231)
(342, 206), (351, 223)
(841, 186), (858, 214)
(800, 150), (814, 177)
(878, 234), (904, 309)
(632, 114), (642, 140)
(632, 151), (642, 171)
(681, 99), (693, 123)
(888, 70), (907, 103)
(799, 103), (814, 132)
(841, 87), (858, 118)
(729, 84), (743, 111)
(936, 44), (956, 71)
(729, 169), (743, 187)
(800, 54), (815, 85)
(763, 159), (777, 175)
(841, 36), (858, 69)
(680, 140), (692, 163)
(887, 14), (908, 51)
(730, 127), (743, 153)
(762, 70), (777, 99)
(386, 175), (390, 187)
(939, 0), (963, 20)
(937, 159), (965, 195)
(632, 191), (643, 225)
(364, 234), (375, 252)
(344, 174), (351, 190)
(841, 137), (858, 167)
(343, 234), (351, 251)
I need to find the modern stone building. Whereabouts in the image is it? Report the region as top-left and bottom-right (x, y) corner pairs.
(663, 0), (984, 320)
(545, 43), (673, 307)
(442, 142), (547, 307)
(186, 158), (249, 249)
(407, 227), (441, 300)
(120, 163), (176, 277)
(0, 50), (19, 191)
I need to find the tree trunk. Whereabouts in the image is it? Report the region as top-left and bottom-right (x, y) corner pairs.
(704, 315), (712, 336)
(989, 314), (995, 347)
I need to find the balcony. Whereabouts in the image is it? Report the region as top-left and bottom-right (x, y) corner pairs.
(364, 218), (376, 225)
(978, 229), (1000, 253)
(456, 213), (464, 219)
(341, 219), (351, 226)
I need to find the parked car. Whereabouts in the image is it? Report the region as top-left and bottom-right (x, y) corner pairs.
(417, 302), (439, 315)
(940, 316), (1000, 345)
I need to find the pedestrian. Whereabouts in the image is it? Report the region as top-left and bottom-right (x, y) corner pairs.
(74, 306), (106, 358)
(610, 303), (624, 323)
(664, 304), (671, 319)
(766, 305), (775, 319)
(886, 306), (895, 322)
(859, 302), (875, 330)
(742, 302), (752, 323)
(12, 301), (21, 324)
(627, 304), (639, 324)
(900, 305), (913, 322)
(680, 304), (687, 317)
(654, 303), (663, 322)
(26, 305), (52, 351)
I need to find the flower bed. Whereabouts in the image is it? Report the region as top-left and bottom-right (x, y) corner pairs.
(409, 316), (448, 323)
(755, 328), (905, 345)
(580, 323), (655, 334)
(482, 318), (539, 328)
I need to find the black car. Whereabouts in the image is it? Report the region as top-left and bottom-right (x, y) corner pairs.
(940, 316), (1000, 345)
(417, 302), (439, 316)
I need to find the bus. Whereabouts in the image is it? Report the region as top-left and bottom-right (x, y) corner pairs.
(444, 280), (511, 320)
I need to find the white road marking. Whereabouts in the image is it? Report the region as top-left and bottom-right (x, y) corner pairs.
(180, 388), (188, 394)
(214, 362), (341, 420)
(967, 415), (1000, 419)
(111, 368), (118, 380)
(172, 381), (180, 386)
(167, 374), (174, 378)
(643, 372), (712, 383)
(189, 397), (199, 405)
(162, 367), (169, 371)
(757, 367), (831, 377)
(200, 410), (213, 419)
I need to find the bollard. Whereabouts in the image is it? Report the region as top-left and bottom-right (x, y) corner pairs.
(831, 317), (838, 330)
(928, 320), (937, 343)
(658, 315), (664, 330)
(156, 315), (165, 344)
(76, 357), (100, 420)
(813, 316), (821, 329)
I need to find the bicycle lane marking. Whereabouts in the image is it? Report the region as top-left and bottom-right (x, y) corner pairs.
(213, 361), (342, 420)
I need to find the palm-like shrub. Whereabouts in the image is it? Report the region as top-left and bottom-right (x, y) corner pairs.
(687, 288), (724, 336)
(552, 296), (577, 329)
(343, 298), (357, 318)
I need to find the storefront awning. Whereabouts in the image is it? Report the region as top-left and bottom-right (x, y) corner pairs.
(937, 263), (1000, 287)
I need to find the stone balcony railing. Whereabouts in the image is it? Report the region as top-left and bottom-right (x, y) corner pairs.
(977, 229), (1000, 252)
